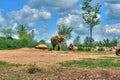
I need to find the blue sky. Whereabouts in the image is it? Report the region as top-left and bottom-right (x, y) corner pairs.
(0, 0), (120, 43)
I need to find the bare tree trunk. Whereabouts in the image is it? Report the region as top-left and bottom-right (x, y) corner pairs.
(90, 25), (93, 47)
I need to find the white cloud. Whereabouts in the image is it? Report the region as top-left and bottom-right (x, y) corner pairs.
(29, 0), (78, 12)
(7, 5), (51, 27)
(105, 0), (120, 4)
(105, 24), (120, 34)
(105, 0), (120, 19)
(0, 12), (5, 24)
(57, 14), (85, 28)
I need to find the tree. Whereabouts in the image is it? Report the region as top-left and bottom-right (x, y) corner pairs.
(39, 40), (46, 44)
(73, 35), (81, 46)
(18, 25), (28, 40)
(29, 30), (35, 42)
(58, 24), (73, 40)
(110, 39), (118, 47)
(82, 0), (101, 47)
(1, 28), (14, 39)
(84, 36), (94, 46)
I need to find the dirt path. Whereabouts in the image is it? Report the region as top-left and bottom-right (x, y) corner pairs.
(0, 48), (115, 66)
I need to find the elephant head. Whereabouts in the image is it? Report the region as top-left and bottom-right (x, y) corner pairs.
(51, 35), (66, 50)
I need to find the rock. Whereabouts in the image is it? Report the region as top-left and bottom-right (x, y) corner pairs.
(35, 44), (48, 50)
(68, 43), (73, 50)
(73, 46), (78, 51)
(68, 43), (78, 51)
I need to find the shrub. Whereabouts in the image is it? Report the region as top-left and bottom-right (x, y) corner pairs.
(0, 37), (38, 50)
(98, 47), (104, 51)
(78, 46), (91, 51)
(82, 47), (91, 51)
(61, 43), (67, 51)
(48, 45), (53, 51)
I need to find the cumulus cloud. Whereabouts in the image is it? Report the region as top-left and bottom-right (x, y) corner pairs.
(105, 0), (120, 19)
(105, 0), (120, 4)
(0, 12), (5, 24)
(29, 0), (78, 12)
(7, 5), (51, 27)
(56, 14), (90, 43)
(57, 14), (85, 28)
(105, 24), (120, 34)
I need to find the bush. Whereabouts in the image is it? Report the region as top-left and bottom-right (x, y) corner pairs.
(78, 46), (91, 51)
(82, 47), (91, 51)
(48, 45), (53, 51)
(61, 43), (67, 51)
(0, 37), (38, 50)
(98, 47), (104, 51)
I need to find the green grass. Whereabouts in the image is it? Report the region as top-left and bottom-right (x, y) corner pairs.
(0, 72), (32, 80)
(73, 50), (115, 55)
(60, 57), (120, 70)
(0, 61), (22, 68)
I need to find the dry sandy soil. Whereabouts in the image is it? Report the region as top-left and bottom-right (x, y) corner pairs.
(0, 48), (115, 66)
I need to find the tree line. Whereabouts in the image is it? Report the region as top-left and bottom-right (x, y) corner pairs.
(0, 25), (38, 49)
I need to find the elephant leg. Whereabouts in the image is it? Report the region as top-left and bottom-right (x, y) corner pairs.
(52, 45), (56, 50)
(58, 43), (61, 51)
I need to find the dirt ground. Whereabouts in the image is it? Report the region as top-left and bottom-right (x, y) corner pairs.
(0, 48), (115, 66)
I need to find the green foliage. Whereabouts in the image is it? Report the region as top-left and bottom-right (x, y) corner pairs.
(18, 25), (28, 40)
(61, 43), (67, 51)
(48, 45), (53, 51)
(98, 47), (104, 51)
(0, 72), (31, 80)
(78, 46), (91, 51)
(82, 0), (101, 47)
(54, 45), (59, 50)
(39, 40), (46, 44)
(58, 24), (73, 40)
(0, 37), (38, 50)
(82, 0), (101, 26)
(83, 36), (94, 47)
(73, 35), (81, 46)
(1, 28), (14, 39)
(0, 61), (22, 68)
(60, 57), (120, 70)
(94, 38), (118, 47)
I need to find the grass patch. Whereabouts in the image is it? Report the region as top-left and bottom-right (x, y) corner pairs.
(60, 57), (120, 70)
(0, 72), (32, 80)
(0, 61), (22, 68)
(68, 50), (115, 55)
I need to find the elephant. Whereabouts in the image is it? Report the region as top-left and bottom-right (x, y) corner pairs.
(51, 35), (66, 50)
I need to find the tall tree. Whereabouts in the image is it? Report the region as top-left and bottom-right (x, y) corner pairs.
(58, 24), (73, 40)
(18, 25), (28, 40)
(29, 29), (35, 42)
(82, 0), (101, 47)
(73, 35), (81, 46)
(1, 28), (14, 39)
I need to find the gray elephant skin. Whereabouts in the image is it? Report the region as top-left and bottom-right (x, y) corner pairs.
(51, 35), (66, 50)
